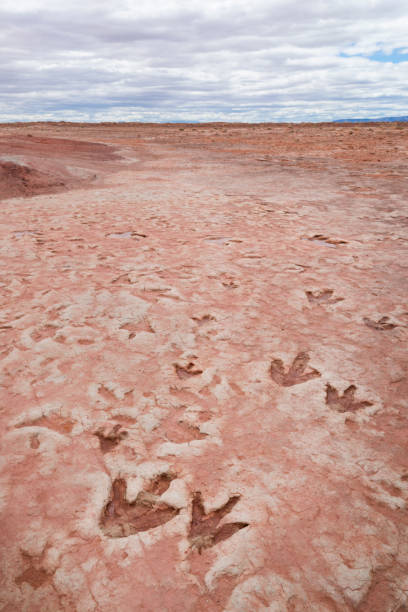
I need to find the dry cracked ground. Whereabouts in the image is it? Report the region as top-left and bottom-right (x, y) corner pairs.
(0, 121), (408, 611)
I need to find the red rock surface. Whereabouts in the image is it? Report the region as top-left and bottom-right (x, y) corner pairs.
(0, 122), (407, 611)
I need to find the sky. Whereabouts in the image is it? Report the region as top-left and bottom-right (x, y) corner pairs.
(0, 0), (407, 123)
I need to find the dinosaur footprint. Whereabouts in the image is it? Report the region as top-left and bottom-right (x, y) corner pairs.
(270, 352), (320, 387)
(306, 289), (344, 305)
(363, 316), (397, 331)
(174, 362), (203, 379)
(94, 424), (128, 453)
(100, 474), (179, 537)
(308, 234), (347, 246)
(15, 553), (52, 590)
(189, 491), (248, 553)
(326, 384), (373, 413)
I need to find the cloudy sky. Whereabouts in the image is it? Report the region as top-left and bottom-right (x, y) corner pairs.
(1, 0), (407, 122)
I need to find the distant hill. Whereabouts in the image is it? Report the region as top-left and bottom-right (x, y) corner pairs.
(334, 116), (408, 123)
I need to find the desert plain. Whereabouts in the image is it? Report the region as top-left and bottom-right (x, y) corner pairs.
(0, 121), (407, 611)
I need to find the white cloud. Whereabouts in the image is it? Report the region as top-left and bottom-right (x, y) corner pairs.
(0, 0), (407, 122)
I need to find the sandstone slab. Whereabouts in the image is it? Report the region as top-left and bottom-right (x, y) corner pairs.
(0, 122), (407, 610)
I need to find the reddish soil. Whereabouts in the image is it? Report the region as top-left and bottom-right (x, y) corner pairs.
(0, 121), (407, 611)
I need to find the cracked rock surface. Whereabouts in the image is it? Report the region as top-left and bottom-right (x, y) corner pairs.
(0, 122), (408, 611)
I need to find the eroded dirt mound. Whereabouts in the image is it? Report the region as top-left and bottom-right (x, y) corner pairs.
(0, 134), (124, 200)
(0, 135), (120, 162)
(0, 161), (66, 199)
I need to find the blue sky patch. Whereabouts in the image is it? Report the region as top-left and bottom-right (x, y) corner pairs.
(340, 48), (408, 63)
